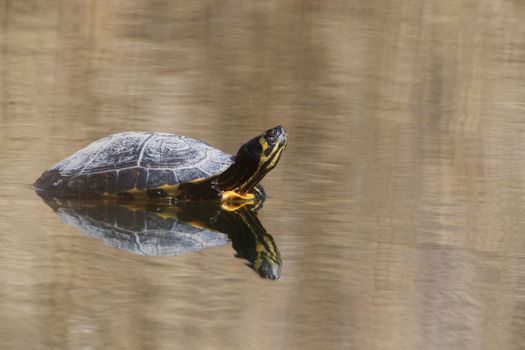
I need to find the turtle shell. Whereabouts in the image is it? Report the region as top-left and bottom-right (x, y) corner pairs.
(52, 200), (230, 256)
(34, 132), (234, 198)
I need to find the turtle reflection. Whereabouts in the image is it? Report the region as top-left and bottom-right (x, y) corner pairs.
(40, 198), (281, 280)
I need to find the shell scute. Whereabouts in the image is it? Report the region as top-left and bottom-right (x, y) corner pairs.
(176, 168), (210, 183)
(86, 173), (109, 196)
(83, 133), (150, 174)
(147, 169), (177, 188)
(36, 132), (235, 197)
(117, 168), (138, 192)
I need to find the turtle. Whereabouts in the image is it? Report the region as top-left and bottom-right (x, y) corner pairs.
(39, 197), (282, 279)
(34, 126), (287, 207)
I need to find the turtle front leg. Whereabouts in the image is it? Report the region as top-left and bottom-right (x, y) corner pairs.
(222, 184), (265, 202)
(221, 184), (266, 212)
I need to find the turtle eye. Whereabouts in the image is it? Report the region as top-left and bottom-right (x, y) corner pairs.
(266, 129), (277, 139)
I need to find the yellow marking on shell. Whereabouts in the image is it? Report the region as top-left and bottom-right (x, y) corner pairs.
(189, 177), (209, 184)
(112, 202), (207, 229)
(96, 200), (183, 220)
(102, 184), (181, 202)
(126, 187), (147, 198)
(102, 192), (121, 200)
(149, 207), (187, 220)
(153, 184), (181, 196)
(184, 220), (209, 229)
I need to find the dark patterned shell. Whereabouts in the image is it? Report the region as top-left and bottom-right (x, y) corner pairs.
(55, 202), (229, 256)
(34, 132), (234, 197)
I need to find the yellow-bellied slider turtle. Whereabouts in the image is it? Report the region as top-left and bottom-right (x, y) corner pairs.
(40, 198), (282, 279)
(34, 126), (287, 206)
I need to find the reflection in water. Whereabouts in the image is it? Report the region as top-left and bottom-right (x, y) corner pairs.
(38, 196), (281, 280)
(2, 1), (525, 349)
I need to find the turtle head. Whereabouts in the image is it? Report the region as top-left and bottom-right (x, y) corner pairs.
(219, 126), (287, 193)
(237, 125), (287, 190)
(256, 125), (288, 170)
(251, 247), (282, 280)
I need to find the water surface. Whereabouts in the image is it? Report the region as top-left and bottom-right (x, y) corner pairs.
(1, 1), (525, 349)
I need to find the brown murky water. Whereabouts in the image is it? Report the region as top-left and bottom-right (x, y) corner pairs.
(2, 1), (525, 349)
